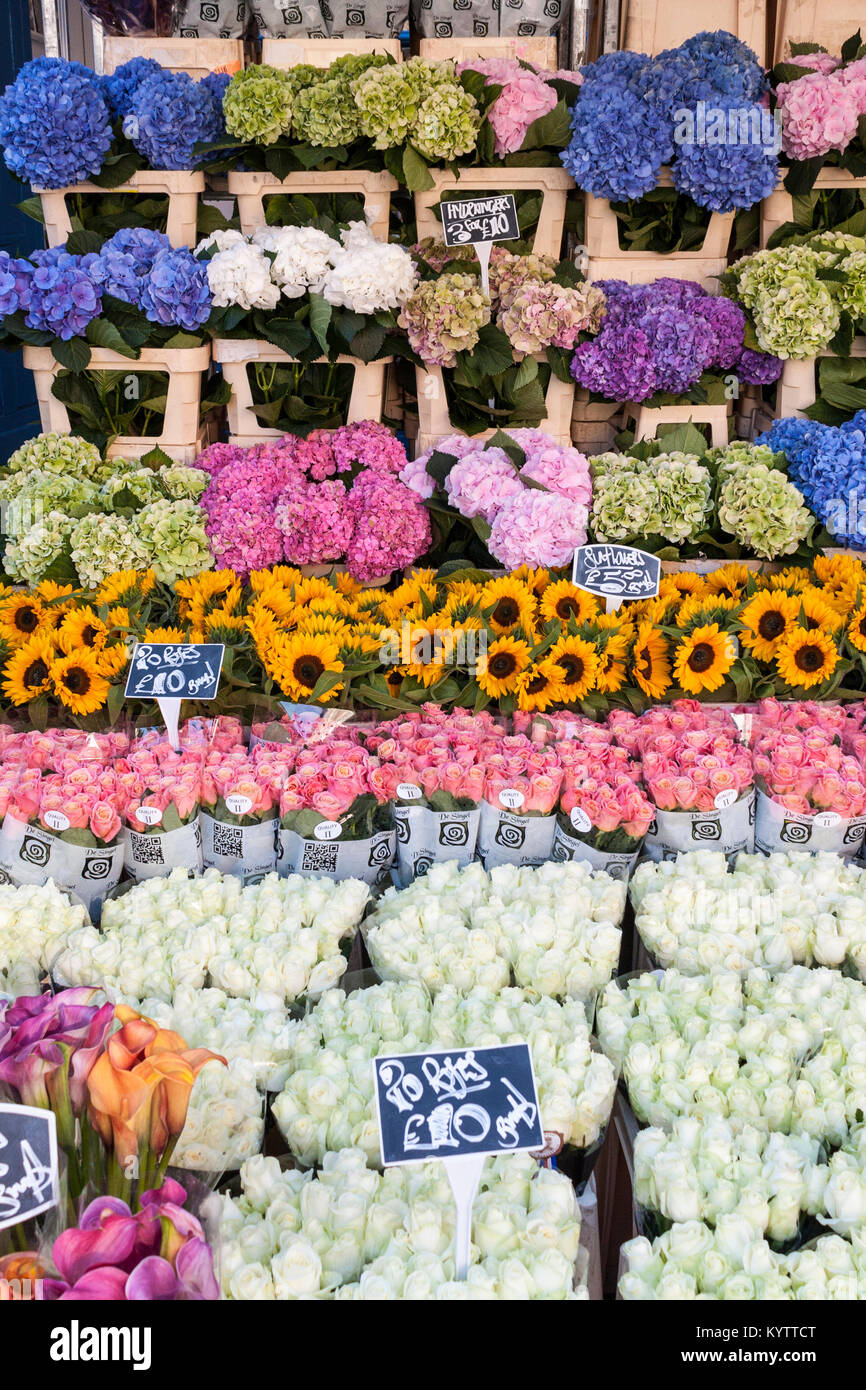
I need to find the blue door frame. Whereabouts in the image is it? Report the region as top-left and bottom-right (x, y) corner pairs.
(0, 0), (40, 457)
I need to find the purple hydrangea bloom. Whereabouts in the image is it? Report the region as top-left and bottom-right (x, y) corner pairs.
(92, 228), (171, 306)
(0, 251), (32, 316)
(636, 306), (716, 394)
(25, 248), (102, 339)
(571, 323), (657, 401)
(123, 70), (224, 170)
(693, 295), (747, 369)
(100, 57), (162, 119)
(140, 247), (212, 331)
(0, 57), (112, 189)
(735, 346), (783, 385)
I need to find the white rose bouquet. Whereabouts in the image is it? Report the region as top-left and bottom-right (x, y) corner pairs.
(172, 1057), (265, 1173)
(221, 1148), (584, 1301)
(0, 879), (89, 994)
(141, 985), (299, 1092)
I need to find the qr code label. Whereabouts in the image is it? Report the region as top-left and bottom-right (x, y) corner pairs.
(301, 842), (338, 873)
(213, 823), (244, 858)
(130, 833), (164, 867)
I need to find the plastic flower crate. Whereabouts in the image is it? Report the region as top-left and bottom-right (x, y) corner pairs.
(261, 38), (403, 65)
(417, 36), (559, 66)
(22, 342), (212, 464)
(212, 338), (393, 446)
(775, 338), (866, 418)
(772, 0), (863, 63)
(102, 35), (245, 79)
(37, 169), (205, 250)
(228, 169), (396, 242)
(571, 391), (621, 456)
(414, 166), (574, 260)
(584, 170), (734, 291)
(620, 0), (767, 65)
(414, 356), (574, 454)
(761, 170), (866, 248)
(622, 399), (731, 448)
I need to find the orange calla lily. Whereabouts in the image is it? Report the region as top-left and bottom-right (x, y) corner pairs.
(86, 1052), (159, 1168)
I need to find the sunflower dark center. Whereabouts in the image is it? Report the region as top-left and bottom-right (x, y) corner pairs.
(491, 597), (520, 627)
(559, 654), (586, 684)
(687, 643), (715, 673)
(795, 644), (825, 673)
(555, 597), (581, 620)
(15, 606), (39, 633)
(63, 667), (91, 696)
(860, 616), (866, 637)
(526, 673), (547, 694)
(23, 659), (48, 687)
(293, 656), (325, 687)
(81, 625), (98, 647)
(758, 610), (786, 640)
(489, 652), (517, 679)
(638, 650), (653, 679)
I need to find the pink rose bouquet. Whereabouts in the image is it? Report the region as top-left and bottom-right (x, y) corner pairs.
(277, 736), (396, 883)
(117, 743), (203, 881)
(752, 721), (866, 855)
(200, 749), (279, 880)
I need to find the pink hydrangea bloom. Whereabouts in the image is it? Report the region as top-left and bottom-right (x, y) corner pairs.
(345, 469), (431, 580)
(444, 447), (524, 522)
(193, 441), (247, 477)
(488, 73), (559, 156)
(456, 57), (526, 83)
(399, 455), (436, 499)
(778, 72), (861, 159)
(201, 448), (301, 576)
(275, 479), (354, 564)
(786, 52), (840, 75)
(333, 420), (407, 474)
(522, 445), (591, 505)
(487, 489), (588, 569)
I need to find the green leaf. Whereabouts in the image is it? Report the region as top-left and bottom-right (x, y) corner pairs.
(16, 196), (45, 224)
(308, 293), (332, 356)
(424, 447), (461, 485)
(86, 318), (140, 359)
(349, 323), (386, 362)
(52, 337), (91, 373)
(264, 146), (296, 181)
(842, 29), (863, 63)
(518, 98), (572, 152)
(91, 151), (144, 188)
(309, 669), (348, 701)
(65, 230), (105, 256)
(473, 324), (514, 378)
(486, 430), (525, 468)
(511, 356), (538, 391)
(783, 158), (825, 195)
(402, 146), (434, 193)
(140, 445), (175, 469)
(470, 514), (492, 542)
(161, 331), (204, 350)
(261, 317), (311, 357)
(788, 41), (826, 55)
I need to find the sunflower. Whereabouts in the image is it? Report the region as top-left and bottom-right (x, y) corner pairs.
(246, 603), (283, 654)
(476, 635), (531, 698)
(205, 611), (247, 639)
(57, 606), (111, 655)
(511, 565), (551, 599)
(675, 593), (741, 629)
(401, 615), (452, 687)
(768, 566), (811, 594)
(515, 658), (563, 712)
(246, 577), (296, 621)
(334, 571), (363, 597)
(482, 576), (536, 635)
(703, 562), (754, 599)
(595, 632), (630, 694)
(539, 579), (599, 628)
(673, 624), (736, 695)
(143, 626), (193, 644)
(1, 636), (54, 705)
(276, 631), (344, 700)
(658, 572), (706, 598)
(0, 594), (45, 645)
(847, 599), (866, 654)
(739, 591), (799, 662)
(249, 565), (302, 591)
(356, 588), (390, 613)
(631, 623), (672, 700)
(176, 568), (239, 614)
(49, 650), (110, 715)
(96, 644), (131, 679)
(776, 627), (839, 689)
(548, 634), (599, 701)
(797, 587), (843, 634)
(813, 553), (866, 610)
(34, 580), (76, 604)
(92, 569), (155, 604)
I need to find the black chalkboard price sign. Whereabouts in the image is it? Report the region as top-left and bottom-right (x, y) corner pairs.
(440, 194), (520, 248)
(0, 1103), (60, 1231)
(373, 1043), (543, 1166)
(125, 643), (225, 702)
(573, 544), (661, 602)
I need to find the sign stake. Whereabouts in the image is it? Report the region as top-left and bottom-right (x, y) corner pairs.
(444, 1153), (486, 1279)
(156, 696), (182, 752)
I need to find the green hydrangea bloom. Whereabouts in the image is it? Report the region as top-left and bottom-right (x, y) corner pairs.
(328, 53), (391, 88)
(132, 500), (213, 585)
(4, 510), (77, 585)
(590, 453), (712, 545)
(6, 433), (101, 477)
(413, 87), (480, 163)
(283, 63), (328, 99)
(0, 471), (99, 539)
(223, 65), (294, 146)
(731, 245), (841, 358)
(353, 65), (419, 149)
(705, 442), (777, 469)
(717, 463), (813, 560)
(292, 79), (361, 147)
(90, 457), (143, 487)
(838, 252), (866, 319)
(70, 513), (149, 589)
(100, 469), (163, 510)
(158, 465), (207, 502)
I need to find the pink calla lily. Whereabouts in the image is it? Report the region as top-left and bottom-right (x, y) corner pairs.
(176, 1238), (220, 1301)
(52, 1214), (140, 1284)
(125, 1256), (179, 1301)
(57, 1267), (130, 1301)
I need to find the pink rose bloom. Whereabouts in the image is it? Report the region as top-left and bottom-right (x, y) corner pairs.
(521, 445), (591, 505)
(444, 447), (524, 523)
(487, 489), (588, 569)
(489, 74), (558, 156)
(311, 790), (350, 820)
(778, 72), (861, 159)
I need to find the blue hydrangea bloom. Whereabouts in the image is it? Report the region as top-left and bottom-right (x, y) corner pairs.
(25, 247), (102, 339)
(123, 70), (225, 170)
(561, 82), (671, 201)
(103, 227), (171, 277)
(100, 57), (162, 119)
(675, 31), (767, 103)
(579, 50), (649, 90)
(672, 98), (779, 212)
(0, 56), (113, 189)
(91, 227), (172, 306)
(0, 251), (32, 317)
(755, 417), (836, 497)
(199, 70), (231, 121)
(140, 248), (212, 331)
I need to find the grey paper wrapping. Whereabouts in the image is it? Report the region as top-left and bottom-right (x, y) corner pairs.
(392, 803), (481, 884)
(754, 788), (866, 858)
(0, 815), (123, 916)
(172, 0), (249, 35)
(123, 821), (203, 881)
(200, 811), (279, 882)
(277, 826), (395, 884)
(247, 0), (407, 36)
(642, 789), (756, 863)
(410, 0), (559, 40)
(550, 822), (640, 883)
(477, 800), (556, 868)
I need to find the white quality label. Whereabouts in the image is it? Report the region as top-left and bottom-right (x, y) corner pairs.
(499, 788), (525, 810)
(713, 789), (739, 810)
(815, 811), (841, 828)
(136, 805), (163, 826)
(43, 811), (70, 831)
(226, 794), (253, 816)
(397, 783), (423, 800)
(314, 820), (342, 841)
(569, 806), (592, 833)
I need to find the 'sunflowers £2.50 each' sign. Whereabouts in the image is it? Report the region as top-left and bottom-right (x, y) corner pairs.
(373, 1043), (544, 1279)
(0, 1103), (59, 1232)
(573, 543), (661, 611)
